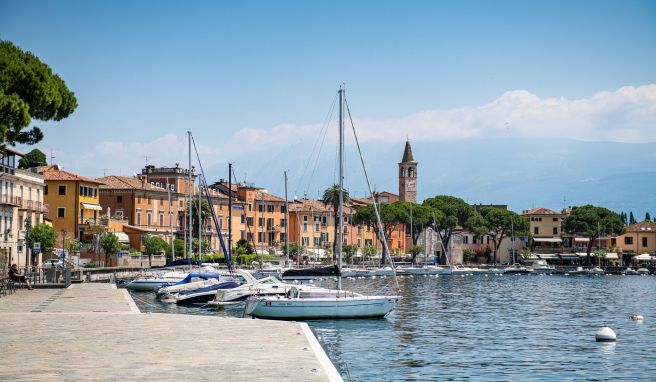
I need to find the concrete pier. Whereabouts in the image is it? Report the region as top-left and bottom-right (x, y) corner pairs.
(0, 284), (342, 382)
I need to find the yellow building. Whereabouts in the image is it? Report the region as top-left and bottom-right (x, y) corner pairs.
(38, 165), (104, 245)
(521, 207), (565, 253)
(612, 221), (656, 255)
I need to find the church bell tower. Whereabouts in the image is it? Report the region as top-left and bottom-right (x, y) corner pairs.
(399, 140), (417, 203)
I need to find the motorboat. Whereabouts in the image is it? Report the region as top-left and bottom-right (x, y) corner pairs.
(637, 268), (651, 275)
(126, 271), (188, 291)
(503, 264), (533, 275)
(588, 267), (605, 275)
(156, 273), (223, 299)
(450, 265), (486, 275)
(175, 280), (241, 305)
(623, 267), (638, 275)
(566, 266), (604, 275)
(244, 285), (401, 319)
(209, 270), (298, 305)
(530, 260), (555, 274)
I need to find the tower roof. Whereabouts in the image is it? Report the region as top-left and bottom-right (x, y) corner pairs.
(401, 140), (415, 162)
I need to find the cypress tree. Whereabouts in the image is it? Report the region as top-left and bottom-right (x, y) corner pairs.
(629, 211), (636, 225)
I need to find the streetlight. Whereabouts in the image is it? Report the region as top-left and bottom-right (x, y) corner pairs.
(24, 217), (31, 273)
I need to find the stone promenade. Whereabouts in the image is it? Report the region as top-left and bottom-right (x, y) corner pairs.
(0, 283), (342, 382)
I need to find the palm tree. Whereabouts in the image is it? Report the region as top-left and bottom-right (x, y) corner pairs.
(321, 184), (350, 263)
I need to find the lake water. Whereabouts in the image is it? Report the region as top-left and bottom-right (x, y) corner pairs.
(130, 274), (656, 381)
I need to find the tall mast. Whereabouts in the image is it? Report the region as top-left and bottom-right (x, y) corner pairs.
(167, 177), (174, 261)
(187, 131), (193, 271)
(228, 163), (232, 261)
(337, 87), (344, 290)
(284, 171), (289, 262)
(261, 191), (265, 256)
(198, 175), (202, 263)
(511, 216), (515, 264)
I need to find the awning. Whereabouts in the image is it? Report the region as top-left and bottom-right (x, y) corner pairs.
(114, 232), (130, 243)
(81, 202), (102, 211)
(605, 253), (619, 260)
(559, 254), (579, 259)
(538, 254), (558, 259)
(633, 254), (653, 261)
(574, 238), (590, 242)
(533, 238), (562, 243)
(577, 252), (589, 257)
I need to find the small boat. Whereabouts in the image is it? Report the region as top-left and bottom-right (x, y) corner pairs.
(566, 266), (604, 275)
(451, 265), (486, 275)
(281, 265), (340, 280)
(126, 271), (188, 291)
(369, 267), (396, 276)
(157, 273), (222, 298)
(637, 268), (651, 275)
(209, 271), (297, 305)
(245, 285), (400, 319)
(531, 260), (555, 274)
(175, 280), (241, 305)
(588, 267), (605, 275)
(503, 264), (533, 275)
(623, 267), (638, 275)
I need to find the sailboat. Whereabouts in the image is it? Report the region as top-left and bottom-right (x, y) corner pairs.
(244, 87), (401, 319)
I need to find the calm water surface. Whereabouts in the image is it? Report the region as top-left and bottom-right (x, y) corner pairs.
(131, 274), (656, 381)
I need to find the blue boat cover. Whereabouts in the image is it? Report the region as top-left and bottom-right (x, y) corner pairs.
(161, 273), (221, 288)
(177, 281), (240, 295)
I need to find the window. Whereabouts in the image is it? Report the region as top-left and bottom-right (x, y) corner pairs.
(624, 237), (633, 245)
(463, 236), (469, 244)
(246, 217), (253, 226)
(116, 210), (124, 219)
(534, 227), (539, 235)
(303, 216), (308, 222)
(314, 237), (320, 246)
(258, 232), (265, 242)
(553, 218), (558, 222)
(357, 239), (361, 247)
(258, 218), (264, 226)
(267, 205), (274, 213)
(281, 206), (286, 213)
(642, 237), (648, 248)
(58, 185), (66, 195)
(57, 207), (65, 218)
(44, 185), (48, 195)
(303, 223), (307, 232)
(315, 223), (320, 231)
(136, 209), (142, 225)
(159, 212), (164, 226)
(280, 218), (286, 227)
(93, 188), (97, 198)
(117, 195), (123, 203)
(553, 227), (558, 235)
(302, 237), (309, 246)
(258, 204), (264, 212)
(473, 236), (477, 244)
(80, 208), (84, 223)
(147, 210), (152, 226)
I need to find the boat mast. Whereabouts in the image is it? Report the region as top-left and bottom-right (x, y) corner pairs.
(198, 175), (202, 263)
(337, 87), (344, 291)
(228, 163), (232, 263)
(284, 171), (289, 263)
(511, 216), (515, 264)
(167, 177), (174, 261)
(187, 131), (193, 271)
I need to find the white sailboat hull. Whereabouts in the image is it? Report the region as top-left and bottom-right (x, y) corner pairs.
(126, 278), (184, 291)
(245, 295), (400, 319)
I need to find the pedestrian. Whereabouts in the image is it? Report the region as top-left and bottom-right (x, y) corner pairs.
(8, 264), (33, 290)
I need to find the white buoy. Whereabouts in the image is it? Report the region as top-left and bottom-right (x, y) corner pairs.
(595, 327), (617, 342)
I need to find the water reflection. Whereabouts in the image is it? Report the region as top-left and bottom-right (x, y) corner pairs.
(132, 275), (656, 381)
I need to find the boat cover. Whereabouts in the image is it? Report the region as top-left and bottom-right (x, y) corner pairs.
(177, 281), (240, 296)
(161, 273), (221, 288)
(282, 265), (341, 278)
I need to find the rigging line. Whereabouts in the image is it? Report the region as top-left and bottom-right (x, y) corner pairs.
(295, 93), (338, 196)
(303, 97), (337, 198)
(190, 135), (232, 270)
(344, 96), (400, 292)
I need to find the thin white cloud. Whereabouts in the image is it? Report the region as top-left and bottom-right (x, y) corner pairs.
(58, 84), (656, 177)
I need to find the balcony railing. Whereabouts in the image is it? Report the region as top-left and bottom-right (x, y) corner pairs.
(0, 194), (21, 206)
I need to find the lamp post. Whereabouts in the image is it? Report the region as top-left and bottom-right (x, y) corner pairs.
(61, 229), (68, 267)
(24, 217), (32, 273)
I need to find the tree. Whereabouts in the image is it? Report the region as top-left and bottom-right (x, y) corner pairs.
(167, 239), (186, 260)
(100, 233), (121, 265)
(422, 195), (481, 264)
(362, 244), (377, 258)
(281, 241), (299, 259)
(0, 41), (78, 146)
(409, 245), (423, 265)
(480, 207), (529, 264)
(65, 239), (80, 255)
(562, 205), (625, 265)
(462, 248), (477, 263)
(343, 244), (358, 265)
(352, 201), (409, 257)
(26, 223), (57, 260)
(18, 148), (47, 168)
(629, 211), (636, 225)
(234, 238), (254, 255)
(321, 184), (350, 261)
(397, 202), (434, 244)
(185, 197), (211, 234)
(143, 236), (169, 267)
(646, 212), (652, 221)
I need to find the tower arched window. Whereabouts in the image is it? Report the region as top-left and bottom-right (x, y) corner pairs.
(409, 167), (414, 178)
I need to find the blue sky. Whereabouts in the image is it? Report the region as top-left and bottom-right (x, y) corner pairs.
(1, 0), (655, 214)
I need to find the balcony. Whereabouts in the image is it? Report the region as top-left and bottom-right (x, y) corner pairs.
(0, 194), (21, 206)
(18, 199), (48, 213)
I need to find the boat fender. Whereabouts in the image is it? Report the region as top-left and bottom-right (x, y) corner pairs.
(595, 327), (616, 342)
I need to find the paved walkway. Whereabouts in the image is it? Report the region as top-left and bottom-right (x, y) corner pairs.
(0, 284), (342, 382)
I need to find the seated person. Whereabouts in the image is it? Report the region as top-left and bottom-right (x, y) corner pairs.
(8, 264), (33, 290)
